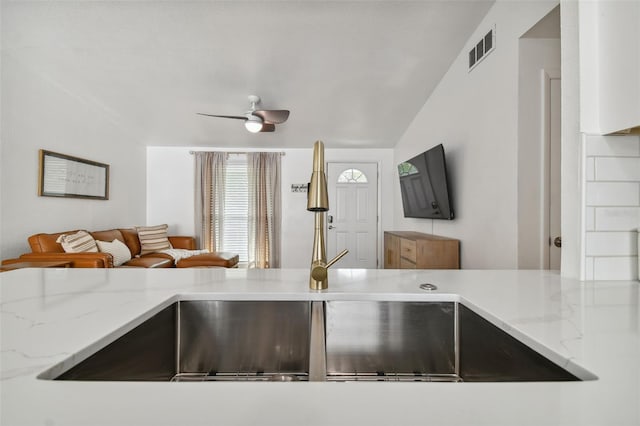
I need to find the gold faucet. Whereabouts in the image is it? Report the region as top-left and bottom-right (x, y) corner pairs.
(307, 141), (348, 290)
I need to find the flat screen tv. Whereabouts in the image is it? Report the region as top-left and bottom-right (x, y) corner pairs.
(398, 144), (454, 220)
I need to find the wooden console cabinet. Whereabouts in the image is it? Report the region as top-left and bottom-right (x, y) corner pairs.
(384, 231), (460, 269)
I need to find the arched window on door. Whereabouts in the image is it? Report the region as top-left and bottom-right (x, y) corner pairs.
(337, 168), (368, 183)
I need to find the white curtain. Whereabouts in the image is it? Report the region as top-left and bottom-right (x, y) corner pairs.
(247, 152), (281, 268)
(194, 152), (226, 252)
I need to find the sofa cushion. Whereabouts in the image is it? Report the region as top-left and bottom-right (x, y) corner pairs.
(28, 231), (76, 253)
(167, 236), (196, 250)
(120, 228), (142, 257)
(56, 231), (98, 253)
(176, 252), (239, 268)
(136, 224), (172, 255)
(122, 256), (173, 268)
(96, 239), (132, 267)
(158, 248), (209, 265)
(91, 229), (124, 244)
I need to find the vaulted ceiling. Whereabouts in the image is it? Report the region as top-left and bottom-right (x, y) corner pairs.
(2, 1), (494, 148)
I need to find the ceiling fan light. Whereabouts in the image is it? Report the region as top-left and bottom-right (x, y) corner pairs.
(244, 115), (263, 133)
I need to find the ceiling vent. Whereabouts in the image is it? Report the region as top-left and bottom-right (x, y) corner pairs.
(468, 27), (495, 72)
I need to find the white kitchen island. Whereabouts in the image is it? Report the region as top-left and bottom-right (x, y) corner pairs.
(1, 268), (638, 426)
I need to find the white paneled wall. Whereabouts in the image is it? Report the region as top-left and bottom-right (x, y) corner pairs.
(584, 135), (640, 280)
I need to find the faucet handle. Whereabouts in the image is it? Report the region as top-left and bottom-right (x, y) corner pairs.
(326, 249), (348, 269)
(310, 249), (349, 283)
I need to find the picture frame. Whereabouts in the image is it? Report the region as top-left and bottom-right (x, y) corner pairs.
(38, 150), (110, 200)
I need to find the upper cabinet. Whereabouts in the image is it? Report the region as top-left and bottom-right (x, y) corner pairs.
(580, 0), (640, 135)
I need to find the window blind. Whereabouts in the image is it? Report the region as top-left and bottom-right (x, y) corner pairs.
(222, 156), (248, 262)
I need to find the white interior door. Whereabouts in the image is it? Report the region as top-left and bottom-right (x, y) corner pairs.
(327, 163), (378, 268)
(548, 76), (561, 269)
(543, 70), (561, 270)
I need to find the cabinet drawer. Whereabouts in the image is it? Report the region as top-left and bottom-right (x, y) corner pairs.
(399, 257), (416, 269)
(400, 238), (417, 263)
(384, 231), (460, 270)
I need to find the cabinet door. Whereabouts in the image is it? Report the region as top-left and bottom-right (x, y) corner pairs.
(384, 233), (400, 268)
(416, 240), (460, 269)
(580, 0), (640, 134)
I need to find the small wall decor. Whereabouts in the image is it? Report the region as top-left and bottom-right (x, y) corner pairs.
(38, 150), (109, 200)
(290, 184), (308, 193)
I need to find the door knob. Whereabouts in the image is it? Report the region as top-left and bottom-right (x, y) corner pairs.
(553, 236), (562, 248)
(328, 225), (335, 230)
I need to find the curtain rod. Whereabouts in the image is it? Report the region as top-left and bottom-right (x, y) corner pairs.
(189, 150), (285, 156)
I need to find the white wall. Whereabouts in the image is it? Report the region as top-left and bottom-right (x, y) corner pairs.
(147, 146), (395, 268)
(0, 53), (148, 259)
(393, 0), (559, 269)
(146, 147), (195, 236)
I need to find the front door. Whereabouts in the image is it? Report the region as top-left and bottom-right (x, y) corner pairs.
(326, 162), (378, 268)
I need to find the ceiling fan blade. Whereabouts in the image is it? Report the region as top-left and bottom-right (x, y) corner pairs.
(260, 123), (276, 132)
(253, 110), (290, 124)
(197, 113), (247, 121)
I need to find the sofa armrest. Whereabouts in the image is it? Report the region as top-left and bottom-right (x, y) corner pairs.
(18, 252), (114, 268)
(168, 236), (196, 250)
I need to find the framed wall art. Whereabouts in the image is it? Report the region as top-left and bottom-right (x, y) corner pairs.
(38, 150), (110, 200)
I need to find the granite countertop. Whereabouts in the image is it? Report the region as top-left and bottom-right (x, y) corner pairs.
(1, 268), (638, 426)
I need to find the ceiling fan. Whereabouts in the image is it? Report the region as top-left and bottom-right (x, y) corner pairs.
(197, 95), (290, 133)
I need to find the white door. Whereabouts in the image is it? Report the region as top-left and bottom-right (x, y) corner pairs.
(544, 70), (561, 270)
(326, 163), (378, 268)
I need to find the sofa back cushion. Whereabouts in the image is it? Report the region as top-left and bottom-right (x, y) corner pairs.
(120, 228), (142, 257)
(91, 229), (125, 246)
(28, 230), (82, 253)
(90, 229), (138, 257)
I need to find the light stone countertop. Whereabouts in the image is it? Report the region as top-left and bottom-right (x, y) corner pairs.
(1, 268), (638, 426)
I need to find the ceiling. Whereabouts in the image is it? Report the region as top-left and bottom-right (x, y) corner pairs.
(2, 1), (494, 149)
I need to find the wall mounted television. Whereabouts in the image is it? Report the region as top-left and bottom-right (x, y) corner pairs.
(398, 144), (454, 220)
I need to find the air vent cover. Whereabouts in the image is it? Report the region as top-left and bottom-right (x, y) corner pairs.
(469, 27), (495, 71)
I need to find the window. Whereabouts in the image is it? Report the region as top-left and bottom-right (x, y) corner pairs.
(398, 162), (418, 177)
(222, 155), (248, 262)
(195, 151), (281, 268)
(337, 168), (368, 183)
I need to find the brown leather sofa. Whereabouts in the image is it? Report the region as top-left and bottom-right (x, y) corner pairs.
(18, 228), (239, 268)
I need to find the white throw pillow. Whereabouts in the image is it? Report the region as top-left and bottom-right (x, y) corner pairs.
(56, 230), (98, 253)
(96, 239), (132, 267)
(136, 224), (172, 255)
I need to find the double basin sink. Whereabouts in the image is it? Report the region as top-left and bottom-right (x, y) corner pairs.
(41, 299), (594, 382)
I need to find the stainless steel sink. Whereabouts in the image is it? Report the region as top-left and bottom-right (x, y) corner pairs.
(50, 301), (312, 382)
(42, 299), (591, 382)
(324, 301), (586, 382)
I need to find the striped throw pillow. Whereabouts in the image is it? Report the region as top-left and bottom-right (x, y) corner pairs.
(96, 239), (132, 267)
(136, 224), (172, 255)
(56, 230), (98, 253)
